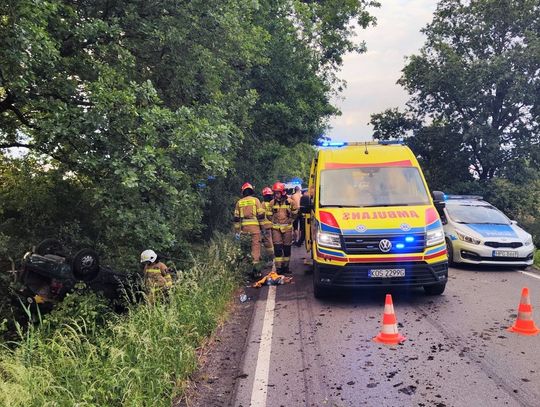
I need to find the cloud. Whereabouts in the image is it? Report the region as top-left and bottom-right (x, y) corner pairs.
(327, 0), (438, 142)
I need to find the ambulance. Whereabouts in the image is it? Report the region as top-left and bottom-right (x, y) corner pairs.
(305, 141), (448, 298)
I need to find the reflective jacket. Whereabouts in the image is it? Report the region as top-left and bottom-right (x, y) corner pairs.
(234, 195), (266, 232)
(261, 201), (273, 230)
(267, 197), (299, 231)
(144, 262), (173, 288)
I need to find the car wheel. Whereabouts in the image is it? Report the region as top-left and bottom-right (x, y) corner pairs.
(445, 238), (456, 267)
(35, 239), (65, 257)
(313, 263), (328, 299)
(313, 280), (326, 299)
(72, 249), (100, 281)
(424, 283), (446, 295)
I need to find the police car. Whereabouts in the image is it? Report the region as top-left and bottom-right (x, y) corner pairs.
(442, 195), (534, 268)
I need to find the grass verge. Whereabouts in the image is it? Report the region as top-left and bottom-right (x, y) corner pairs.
(534, 249), (540, 269)
(0, 234), (244, 406)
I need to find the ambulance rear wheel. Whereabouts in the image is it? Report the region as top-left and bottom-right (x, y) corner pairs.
(424, 283), (446, 295)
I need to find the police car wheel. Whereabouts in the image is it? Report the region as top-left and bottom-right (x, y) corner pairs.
(445, 238), (456, 267)
(424, 283), (446, 295)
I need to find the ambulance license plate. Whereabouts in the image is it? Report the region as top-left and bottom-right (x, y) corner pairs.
(368, 268), (406, 278)
(493, 250), (518, 257)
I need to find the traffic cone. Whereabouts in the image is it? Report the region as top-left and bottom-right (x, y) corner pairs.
(507, 287), (540, 336)
(373, 294), (406, 345)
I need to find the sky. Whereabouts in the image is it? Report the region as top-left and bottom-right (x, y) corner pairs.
(326, 0), (438, 142)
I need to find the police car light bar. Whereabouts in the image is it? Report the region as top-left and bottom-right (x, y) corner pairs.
(444, 194), (484, 200)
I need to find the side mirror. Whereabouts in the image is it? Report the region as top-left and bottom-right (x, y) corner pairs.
(510, 220), (518, 225)
(431, 190), (446, 213)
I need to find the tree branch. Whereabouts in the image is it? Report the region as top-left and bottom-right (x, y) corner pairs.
(0, 142), (35, 149)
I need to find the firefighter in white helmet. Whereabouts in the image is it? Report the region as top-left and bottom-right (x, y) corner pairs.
(140, 249), (173, 303)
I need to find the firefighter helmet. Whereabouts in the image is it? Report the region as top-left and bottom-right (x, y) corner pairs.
(272, 182), (285, 192)
(262, 187), (273, 196)
(241, 182), (254, 192)
(140, 249), (157, 263)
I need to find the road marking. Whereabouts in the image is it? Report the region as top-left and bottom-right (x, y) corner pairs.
(519, 270), (540, 281)
(250, 285), (276, 407)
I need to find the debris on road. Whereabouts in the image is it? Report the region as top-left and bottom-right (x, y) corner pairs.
(252, 271), (293, 288)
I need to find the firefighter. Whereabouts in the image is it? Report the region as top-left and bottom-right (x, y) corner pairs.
(267, 182), (298, 274)
(140, 249), (173, 303)
(234, 182), (266, 275)
(260, 187), (275, 259)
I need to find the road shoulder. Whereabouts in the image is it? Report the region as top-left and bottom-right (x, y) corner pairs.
(174, 285), (260, 407)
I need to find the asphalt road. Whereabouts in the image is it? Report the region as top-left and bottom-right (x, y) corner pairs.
(232, 246), (540, 407)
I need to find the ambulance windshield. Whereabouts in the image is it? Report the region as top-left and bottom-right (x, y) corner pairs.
(319, 167), (430, 207)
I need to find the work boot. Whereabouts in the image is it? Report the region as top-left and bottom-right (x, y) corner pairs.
(281, 266), (291, 275)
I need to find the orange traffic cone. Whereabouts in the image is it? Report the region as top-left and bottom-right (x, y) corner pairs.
(373, 294), (406, 345)
(507, 287), (540, 336)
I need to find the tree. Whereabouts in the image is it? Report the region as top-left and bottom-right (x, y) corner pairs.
(1, 0), (379, 265)
(396, 0), (540, 180)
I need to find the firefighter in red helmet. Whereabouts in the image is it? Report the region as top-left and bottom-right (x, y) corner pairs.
(266, 182), (298, 274)
(260, 187), (274, 259)
(234, 182), (266, 275)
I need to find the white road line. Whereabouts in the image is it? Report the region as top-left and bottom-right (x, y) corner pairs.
(519, 270), (540, 281)
(249, 285), (276, 407)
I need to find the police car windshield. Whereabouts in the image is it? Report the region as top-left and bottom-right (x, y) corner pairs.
(446, 203), (510, 225)
(319, 167), (430, 207)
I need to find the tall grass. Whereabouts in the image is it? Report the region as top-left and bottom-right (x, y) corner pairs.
(534, 249), (540, 268)
(0, 235), (244, 406)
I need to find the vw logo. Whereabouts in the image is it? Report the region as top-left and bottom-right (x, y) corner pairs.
(379, 239), (392, 252)
(400, 223), (411, 232)
(356, 225), (367, 233)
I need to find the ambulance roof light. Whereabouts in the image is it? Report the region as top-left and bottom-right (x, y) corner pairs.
(320, 141), (347, 147)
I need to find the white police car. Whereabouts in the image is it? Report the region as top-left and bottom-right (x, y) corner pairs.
(442, 195), (534, 268)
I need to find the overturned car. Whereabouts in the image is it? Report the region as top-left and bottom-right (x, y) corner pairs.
(18, 239), (137, 304)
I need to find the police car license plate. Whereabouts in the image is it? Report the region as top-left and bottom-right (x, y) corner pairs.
(368, 268), (406, 278)
(493, 250), (518, 257)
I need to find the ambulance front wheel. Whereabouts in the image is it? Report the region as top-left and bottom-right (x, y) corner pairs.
(313, 263), (328, 299)
(424, 283), (446, 295)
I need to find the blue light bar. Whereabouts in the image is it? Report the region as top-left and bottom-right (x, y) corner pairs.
(444, 194), (484, 201)
(405, 236), (414, 242)
(320, 141), (347, 147)
(395, 243), (405, 249)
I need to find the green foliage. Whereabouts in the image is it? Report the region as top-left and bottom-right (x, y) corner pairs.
(1, 0), (378, 267)
(370, 0), (540, 244)
(0, 235), (244, 406)
(398, 0), (540, 180)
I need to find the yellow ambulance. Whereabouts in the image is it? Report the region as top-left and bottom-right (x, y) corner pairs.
(305, 141), (448, 298)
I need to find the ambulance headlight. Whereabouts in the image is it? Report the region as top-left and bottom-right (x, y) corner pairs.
(524, 236), (533, 246)
(426, 227), (445, 247)
(317, 231), (341, 249)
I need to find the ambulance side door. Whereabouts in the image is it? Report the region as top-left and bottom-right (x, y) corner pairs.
(305, 155), (318, 252)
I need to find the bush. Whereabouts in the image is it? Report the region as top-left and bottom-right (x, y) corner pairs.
(0, 234), (244, 406)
